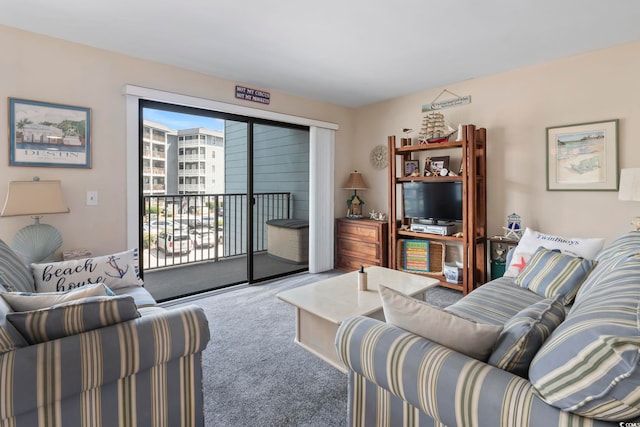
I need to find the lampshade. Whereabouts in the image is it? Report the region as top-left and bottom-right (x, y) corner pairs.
(343, 171), (368, 190)
(1, 179), (69, 265)
(1, 180), (69, 217)
(618, 168), (640, 201)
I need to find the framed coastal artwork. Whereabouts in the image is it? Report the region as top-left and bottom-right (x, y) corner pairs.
(8, 98), (91, 168)
(546, 119), (618, 191)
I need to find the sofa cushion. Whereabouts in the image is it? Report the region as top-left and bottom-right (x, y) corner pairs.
(515, 247), (594, 305)
(379, 285), (502, 361)
(1, 282), (113, 312)
(504, 228), (604, 277)
(529, 255), (640, 421)
(31, 248), (144, 292)
(0, 238), (36, 293)
(576, 231), (640, 301)
(7, 295), (140, 345)
(488, 296), (565, 378)
(0, 291), (28, 354)
(112, 285), (157, 308)
(445, 276), (544, 325)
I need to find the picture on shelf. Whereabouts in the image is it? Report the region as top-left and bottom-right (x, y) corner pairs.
(428, 156), (450, 175)
(403, 160), (420, 177)
(404, 240), (430, 272)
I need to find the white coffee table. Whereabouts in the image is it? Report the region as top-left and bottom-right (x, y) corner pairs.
(277, 266), (439, 373)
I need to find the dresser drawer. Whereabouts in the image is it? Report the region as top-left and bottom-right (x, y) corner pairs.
(336, 238), (380, 261)
(336, 221), (380, 244)
(335, 255), (381, 271)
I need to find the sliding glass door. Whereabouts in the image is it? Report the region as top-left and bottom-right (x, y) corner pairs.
(139, 101), (309, 301)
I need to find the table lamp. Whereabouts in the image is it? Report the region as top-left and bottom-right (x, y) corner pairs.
(618, 168), (640, 231)
(343, 171), (367, 219)
(1, 177), (69, 265)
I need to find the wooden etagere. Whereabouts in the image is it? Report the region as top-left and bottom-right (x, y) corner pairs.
(387, 125), (487, 295)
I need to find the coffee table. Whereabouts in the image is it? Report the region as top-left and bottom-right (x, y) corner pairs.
(277, 266), (439, 373)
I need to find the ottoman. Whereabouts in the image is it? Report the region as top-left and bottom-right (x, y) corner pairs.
(266, 219), (309, 263)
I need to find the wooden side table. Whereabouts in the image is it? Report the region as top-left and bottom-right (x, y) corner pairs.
(335, 217), (388, 270)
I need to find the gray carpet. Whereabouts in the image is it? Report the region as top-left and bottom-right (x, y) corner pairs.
(170, 270), (462, 427)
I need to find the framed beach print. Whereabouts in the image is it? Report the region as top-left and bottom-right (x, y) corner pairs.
(546, 119), (618, 191)
(9, 98), (91, 168)
(428, 156), (450, 174)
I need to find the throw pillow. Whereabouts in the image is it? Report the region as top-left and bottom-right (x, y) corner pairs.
(1, 282), (114, 312)
(515, 247), (595, 304)
(503, 228), (604, 277)
(0, 238), (36, 293)
(7, 295), (140, 345)
(378, 285), (502, 361)
(487, 296), (565, 378)
(31, 248), (144, 292)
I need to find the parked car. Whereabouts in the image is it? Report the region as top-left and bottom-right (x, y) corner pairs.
(191, 229), (216, 248)
(157, 232), (194, 255)
(149, 220), (188, 233)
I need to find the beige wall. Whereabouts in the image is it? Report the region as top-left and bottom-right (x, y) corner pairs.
(2, 24), (638, 257)
(353, 40), (640, 244)
(0, 25), (355, 255)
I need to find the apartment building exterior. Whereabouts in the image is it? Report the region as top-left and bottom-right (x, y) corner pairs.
(176, 127), (225, 195)
(142, 120), (173, 195)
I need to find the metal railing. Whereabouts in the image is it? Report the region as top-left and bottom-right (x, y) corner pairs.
(141, 192), (291, 270)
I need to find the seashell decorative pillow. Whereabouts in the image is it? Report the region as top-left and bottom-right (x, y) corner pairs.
(31, 248), (143, 293)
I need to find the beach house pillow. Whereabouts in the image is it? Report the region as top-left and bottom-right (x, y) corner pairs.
(379, 285), (502, 361)
(503, 228), (604, 277)
(1, 282), (114, 312)
(488, 296), (565, 378)
(515, 247), (595, 305)
(0, 238), (36, 293)
(6, 295), (140, 345)
(31, 248), (143, 293)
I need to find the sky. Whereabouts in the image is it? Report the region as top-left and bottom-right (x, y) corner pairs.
(143, 108), (224, 132)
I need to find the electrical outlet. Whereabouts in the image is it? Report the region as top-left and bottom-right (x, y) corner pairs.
(87, 191), (98, 206)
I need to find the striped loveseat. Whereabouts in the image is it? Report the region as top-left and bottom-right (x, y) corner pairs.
(0, 239), (211, 427)
(336, 232), (640, 426)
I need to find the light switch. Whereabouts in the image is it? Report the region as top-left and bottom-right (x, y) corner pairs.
(87, 191), (98, 206)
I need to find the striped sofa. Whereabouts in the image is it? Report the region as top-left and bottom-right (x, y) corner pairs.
(336, 232), (640, 426)
(0, 239), (211, 427)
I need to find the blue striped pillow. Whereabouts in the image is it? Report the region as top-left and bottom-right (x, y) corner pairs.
(488, 296), (565, 378)
(0, 292), (28, 353)
(0, 239), (35, 293)
(515, 247), (594, 305)
(6, 295), (140, 345)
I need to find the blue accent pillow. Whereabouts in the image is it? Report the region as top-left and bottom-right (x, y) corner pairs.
(515, 246), (595, 305)
(488, 296), (565, 378)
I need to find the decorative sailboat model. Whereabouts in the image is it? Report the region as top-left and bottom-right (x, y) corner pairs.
(418, 112), (457, 144)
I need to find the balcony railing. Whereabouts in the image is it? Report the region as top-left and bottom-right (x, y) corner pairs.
(141, 192), (291, 270)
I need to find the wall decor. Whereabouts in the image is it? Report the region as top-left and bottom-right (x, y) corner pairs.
(9, 98), (91, 168)
(369, 145), (388, 169)
(403, 160), (420, 177)
(546, 119), (618, 191)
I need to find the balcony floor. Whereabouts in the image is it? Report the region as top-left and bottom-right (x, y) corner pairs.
(142, 252), (308, 301)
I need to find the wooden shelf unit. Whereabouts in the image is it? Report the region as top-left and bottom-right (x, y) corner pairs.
(387, 125), (487, 295)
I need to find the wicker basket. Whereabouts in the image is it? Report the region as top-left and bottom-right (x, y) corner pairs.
(397, 238), (444, 277)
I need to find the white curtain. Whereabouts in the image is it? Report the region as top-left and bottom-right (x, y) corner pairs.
(309, 127), (335, 273)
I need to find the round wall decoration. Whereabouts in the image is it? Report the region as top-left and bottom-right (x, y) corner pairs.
(370, 145), (388, 169)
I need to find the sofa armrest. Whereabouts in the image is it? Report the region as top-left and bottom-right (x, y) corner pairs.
(336, 316), (617, 427)
(0, 304), (210, 421)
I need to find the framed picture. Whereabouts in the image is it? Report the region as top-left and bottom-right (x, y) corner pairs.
(9, 98), (91, 168)
(404, 160), (420, 176)
(428, 156), (450, 174)
(546, 119), (618, 191)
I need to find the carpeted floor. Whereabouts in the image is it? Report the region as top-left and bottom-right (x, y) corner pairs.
(170, 270), (462, 427)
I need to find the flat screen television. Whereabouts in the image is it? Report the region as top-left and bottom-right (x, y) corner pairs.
(402, 181), (463, 222)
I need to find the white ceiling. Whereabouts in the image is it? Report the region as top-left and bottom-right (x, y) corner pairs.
(2, 0), (640, 107)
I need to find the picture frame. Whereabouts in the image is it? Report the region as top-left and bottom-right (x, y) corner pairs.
(546, 119), (618, 191)
(428, 156), (450, 174)
(403, 160), (420, 176)
(9, 98), (91, 168)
